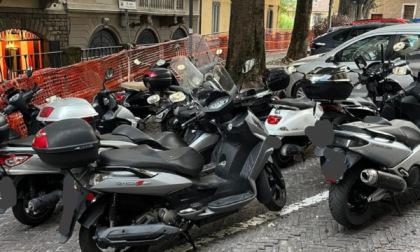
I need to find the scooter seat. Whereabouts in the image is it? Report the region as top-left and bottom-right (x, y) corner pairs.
(7, 135), (34, 147)
(101, 125), (187, 150)
(273, 97), (315, 110)
(371, 120), (420, 148)
(98, 145), (204, 178)
(121, 81), (148, 91)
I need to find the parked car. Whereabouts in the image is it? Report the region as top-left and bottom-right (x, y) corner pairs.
(311, 23), (397, 55)
(345, 18), (409, 25)
(283, 23), (420, 98)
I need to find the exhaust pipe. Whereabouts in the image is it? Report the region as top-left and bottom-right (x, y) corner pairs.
(360, 169), (407, 193)
(28, 189), (62, 212)
(97, 223), (181, 248)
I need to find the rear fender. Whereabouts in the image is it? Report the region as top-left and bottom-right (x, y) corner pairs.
(79, 194), (110, 229)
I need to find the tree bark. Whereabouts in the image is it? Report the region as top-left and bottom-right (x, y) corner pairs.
(226, 0), (266, 88)
(284, 0), (312, 61)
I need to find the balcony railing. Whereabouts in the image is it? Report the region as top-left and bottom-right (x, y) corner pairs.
(139, 0), (185, 10)
(81, 46), (123, 62)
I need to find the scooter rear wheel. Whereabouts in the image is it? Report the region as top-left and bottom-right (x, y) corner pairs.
(12, 198), (55, 226)
(329, 166), (375, 228)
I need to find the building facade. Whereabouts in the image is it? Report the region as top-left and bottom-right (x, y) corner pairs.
(0, 0), (199, 79)
(370, 0), (419, 20)
(200, 0), (280, 35)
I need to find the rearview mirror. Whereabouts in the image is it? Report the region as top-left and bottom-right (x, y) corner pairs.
(147, 94), (160, 104)
(26, 67), (33, 78)
(105, 68), (114, 80)
(241, 59), (256, 74)
(156, 59), (166, 67)
(393, 67), (411, 75)
(393, 42), (409, 52)
(354, 55), (367, 70)
(173, 44), (180, 52)
(169, 92), (186, 103)
(216, 49), (223, 55)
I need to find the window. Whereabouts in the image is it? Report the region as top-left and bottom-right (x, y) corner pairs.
(332, 29), (351, 42)
(391, 34), (420, 60)
(338, 35), (391, 62)
(371, 14), (383, 19)
(346, 28), (374, 41)
(89, 29), (118, 48)
(212, 2), (220, 33)
(136, 29), (158, 45)
(403, 5), (415, 19)
(267, 10), (274, 29)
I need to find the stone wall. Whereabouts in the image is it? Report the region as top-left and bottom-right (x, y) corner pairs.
(0, 7), (69, 48)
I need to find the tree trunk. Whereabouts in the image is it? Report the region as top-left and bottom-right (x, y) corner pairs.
(362, 0), (376, 19)
(284, 0), (312, 61)
(226, 0), (266, 88)
(338, 0), (351, 15)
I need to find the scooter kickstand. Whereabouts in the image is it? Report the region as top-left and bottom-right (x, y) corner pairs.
(181, 231), (197, 251)
(391, 193), (402, 216)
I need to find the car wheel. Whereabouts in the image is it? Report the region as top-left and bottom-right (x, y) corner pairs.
(292, 82), (305, 98)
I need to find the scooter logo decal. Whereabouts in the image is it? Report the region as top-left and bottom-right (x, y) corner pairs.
(306, 120), (347, 181)
(116, 180), (147, 186)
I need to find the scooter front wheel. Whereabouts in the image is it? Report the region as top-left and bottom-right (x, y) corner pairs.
(263, 163), (287, 211)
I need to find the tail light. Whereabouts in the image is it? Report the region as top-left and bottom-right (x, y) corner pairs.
(32, 129), (48, 148)
(143, 71), (157, 78)
(267, 115), (281, 124)
(0, 155), (32, 167)
(321, 105), (344, 113)
(326, 177), (336, 183)
(39, 107), (54, 118)
(310, 42), (316, 49)
(114, 94), (125, 102)
(82, 117), (94, 123)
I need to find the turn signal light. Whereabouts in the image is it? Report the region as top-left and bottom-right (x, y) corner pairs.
(39, 107), (54, 118)
(32, 129), (48, 148)
(114, 94), (126, 102)
(267, 115), (281, 125)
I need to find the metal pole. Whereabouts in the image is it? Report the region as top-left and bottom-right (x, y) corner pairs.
(189, 0), (193, 59)
(125, 9), (131, 44)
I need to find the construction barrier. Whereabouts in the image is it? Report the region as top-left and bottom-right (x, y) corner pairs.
(1, 30), (313, 137)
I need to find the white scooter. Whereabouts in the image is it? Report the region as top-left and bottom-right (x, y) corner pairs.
(265, 97), (323, 166)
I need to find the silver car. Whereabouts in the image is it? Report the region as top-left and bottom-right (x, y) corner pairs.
(283, 23), (420, 98)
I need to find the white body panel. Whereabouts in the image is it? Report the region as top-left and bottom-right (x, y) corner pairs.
(265, 105), (323, 137)
(37, 98), (98, 123)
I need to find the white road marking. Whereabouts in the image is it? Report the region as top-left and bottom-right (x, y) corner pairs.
(167, 191), (329, 251)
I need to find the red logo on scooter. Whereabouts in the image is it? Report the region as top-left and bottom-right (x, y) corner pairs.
(136, 180), (144, 186)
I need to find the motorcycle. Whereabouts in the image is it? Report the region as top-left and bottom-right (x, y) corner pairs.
(316, 48), (420, 227)
(35, 56), (287, 252)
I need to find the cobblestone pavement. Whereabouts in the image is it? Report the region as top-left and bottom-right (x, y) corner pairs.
(2, 149), (420, 252)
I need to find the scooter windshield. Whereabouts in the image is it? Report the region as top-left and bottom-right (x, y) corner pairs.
(406, 49), (420, 79)
(170, 56), (237, 105)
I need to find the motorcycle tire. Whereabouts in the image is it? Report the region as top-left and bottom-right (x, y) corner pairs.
(12, 199), (55, 226)
(263, 163), (287, 211)
(328, 166), (374, 228)
(79, 226), (149, 252)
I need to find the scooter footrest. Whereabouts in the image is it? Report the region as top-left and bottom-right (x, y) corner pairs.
(208, 192), (254, 209)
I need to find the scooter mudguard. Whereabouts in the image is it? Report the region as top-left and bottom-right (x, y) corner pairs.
(0, 177), (17, 213)
(59, 175), (87, 244)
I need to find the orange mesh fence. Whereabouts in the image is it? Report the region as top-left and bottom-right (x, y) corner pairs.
(1, 30), (313, 137)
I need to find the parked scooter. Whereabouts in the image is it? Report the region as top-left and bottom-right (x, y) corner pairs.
(1, 67), (43, 137)
(35, 56), (287, 252)
(315, 48), (420, 227)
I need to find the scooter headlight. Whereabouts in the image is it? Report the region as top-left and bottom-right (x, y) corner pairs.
(332, 136), (368, 148)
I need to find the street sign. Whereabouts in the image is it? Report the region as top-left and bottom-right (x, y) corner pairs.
(119, 0), (136, 10)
